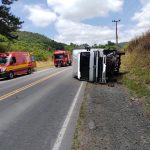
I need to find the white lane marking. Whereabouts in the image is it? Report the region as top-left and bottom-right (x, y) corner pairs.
(52, 82), (84, 150)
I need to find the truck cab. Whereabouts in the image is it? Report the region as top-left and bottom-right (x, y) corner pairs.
(54, 50), (72, 67)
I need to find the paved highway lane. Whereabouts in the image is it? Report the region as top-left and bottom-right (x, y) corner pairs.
(0, 67), (60, 96)
(0, 67), (85, 150)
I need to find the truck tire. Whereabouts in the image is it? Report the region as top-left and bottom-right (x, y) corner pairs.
(58, 63), (61, 67)
(8, 72), (14, 79)
(27, 68), (32, 74)
(64, 63), (67, 67)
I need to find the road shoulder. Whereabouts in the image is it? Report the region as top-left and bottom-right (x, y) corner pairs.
(72, 83), (150, 150)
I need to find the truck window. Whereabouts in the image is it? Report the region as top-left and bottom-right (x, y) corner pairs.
(0, 57), (8, 65)
(54, 54), (64, 59)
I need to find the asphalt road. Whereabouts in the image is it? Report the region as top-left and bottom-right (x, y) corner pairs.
(0, 67), (85, 150)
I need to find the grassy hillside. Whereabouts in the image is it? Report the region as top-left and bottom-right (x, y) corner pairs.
(0, 31), (66, 61)
(121, 31), (150, 106)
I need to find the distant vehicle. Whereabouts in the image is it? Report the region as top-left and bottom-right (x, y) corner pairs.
(53, 50), (72, 67)
(0, 52), (36, 79)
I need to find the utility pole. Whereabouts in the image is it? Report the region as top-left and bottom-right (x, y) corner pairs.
(112, 19), (120, 47)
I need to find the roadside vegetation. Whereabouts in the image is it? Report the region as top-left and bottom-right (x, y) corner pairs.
(72, 84), (88, 150)
(121, 31), (150, 107)
(0, 30), (120, 62)
(0, 31), (80, 69)
(0, 31), (66, 61)
(36, 58), (54, 70)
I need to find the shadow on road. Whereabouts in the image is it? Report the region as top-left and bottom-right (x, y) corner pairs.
(0, 73), (34, 82)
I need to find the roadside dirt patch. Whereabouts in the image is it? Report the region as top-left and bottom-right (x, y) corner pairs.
(73, 83), (150, 150)
(36, 59), (53, 70)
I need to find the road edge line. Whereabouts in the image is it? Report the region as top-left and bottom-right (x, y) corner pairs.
(52, 82), (84, 150)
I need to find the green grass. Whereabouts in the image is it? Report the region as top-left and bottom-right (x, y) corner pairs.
(119, 31), (150, 110)
(121, 51), (150, 98)
(72, 105), (84, 150)
(145, 99), (150, 107)
(72, 85), (88, 150)
(72, 102), (86, 150)
(123, 78), (150, 97)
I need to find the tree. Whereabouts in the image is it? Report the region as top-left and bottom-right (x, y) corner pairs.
(2, 0), (17, 5)
(107, 41), (115, 46)
(92, 44), (98, 48)
(0, 0), (23, 40)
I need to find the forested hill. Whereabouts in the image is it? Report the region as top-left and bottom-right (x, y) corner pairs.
(0, 31), (127, 61)
(11, 31), (65, 51)
(0, 31), (66, 60)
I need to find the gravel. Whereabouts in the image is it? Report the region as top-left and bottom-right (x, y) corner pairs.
(77, 83), (150, 150)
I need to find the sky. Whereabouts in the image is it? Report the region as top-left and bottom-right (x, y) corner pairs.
(9, 0), (150, 45)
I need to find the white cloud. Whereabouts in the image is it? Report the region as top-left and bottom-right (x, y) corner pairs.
(22, 0), (150, 45)
(46, 0), (124, 44)
(54, 19), (115, 45)
(132, 2), (150, 28)
(119, 26), (148, 42)
(24, 5), (57, 27)
(139, 0), (150, 5)
(47, 0), (123, 21)
(114, 0), (150, 43)
(54, 17), (150, 45)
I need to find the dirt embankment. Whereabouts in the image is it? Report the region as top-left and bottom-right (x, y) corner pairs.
(72, 83), (150, 150)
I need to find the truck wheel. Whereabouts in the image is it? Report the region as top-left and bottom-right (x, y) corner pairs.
(8, 72), (14, 79)
(27, 68), (32, 74)
(64, 64), (67, 67)
(58, 63), (61, 67)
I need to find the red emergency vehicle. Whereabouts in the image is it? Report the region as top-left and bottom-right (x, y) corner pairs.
(0, 52), (36, 79)
(53, 50), (72, 67)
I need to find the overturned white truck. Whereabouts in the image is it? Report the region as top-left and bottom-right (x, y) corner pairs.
(72, 48), (124, 83)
